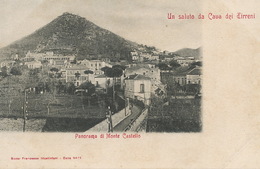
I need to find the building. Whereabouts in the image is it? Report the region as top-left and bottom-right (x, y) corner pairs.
(186, 67), (202, 84)
(125, 74), (151, 105)
(65, 65), (95, 87)
(0, 60), (15, 68)
(130, 51), (139, 61)
(24, 61), (42, 69)
(79, 59), (112, 75)
(125, 63), (165, 94)
(125, 64), (160, 81)
(94, 74), (113, 89)
(25, 51), (75, 66)
(24, 51), (44, 61)
(140, 52), (159, 61)
(43, 54), (75, 66)
(130, 51), (145, 62)
(176, 58), (195, 66)
(140, 52), (151, 59)
(163, 56), (174, 62)
(150, 54), (159, 61)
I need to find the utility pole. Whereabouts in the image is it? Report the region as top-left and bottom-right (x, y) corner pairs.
(123, 81), (128, 116)
(106, 106), (113, 132)
(23, 89), (28, 132)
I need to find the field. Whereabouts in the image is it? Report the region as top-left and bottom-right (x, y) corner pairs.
(0, 93), (123, 132)
(0, 94), (107, 119)
(147, 98), (202, 132)
(0, 118), (46, 132)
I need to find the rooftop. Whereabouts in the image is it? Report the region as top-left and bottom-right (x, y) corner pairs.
(126, 74), (151, 80)
(95, 74), (107, 78)
(66, 65), (88, 70)
(188, 67), (202, 75)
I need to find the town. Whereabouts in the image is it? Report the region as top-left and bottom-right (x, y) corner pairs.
(0, 47), (202, 132)
(0, 13), (202, 133)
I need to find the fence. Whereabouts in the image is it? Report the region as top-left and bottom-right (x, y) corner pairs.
(87, 105), (130, 132)
(124, 108), (148, 132)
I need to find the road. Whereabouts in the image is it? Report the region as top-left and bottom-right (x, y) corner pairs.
(113, 105), (142, 132)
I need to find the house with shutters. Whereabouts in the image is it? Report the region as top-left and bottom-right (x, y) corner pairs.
(124, 74), (152, 105)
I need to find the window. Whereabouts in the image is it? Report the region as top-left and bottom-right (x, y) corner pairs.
(140, 84), (145, 93)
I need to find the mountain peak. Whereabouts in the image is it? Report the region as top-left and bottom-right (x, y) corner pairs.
(62, 12), (75, 16)
(0, 13), (137, 61)
(60, 12), (82, 19)
(56, 12), (87, 23)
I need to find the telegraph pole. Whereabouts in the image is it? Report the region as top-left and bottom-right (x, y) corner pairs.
(123, 81), (128, 116)
(106, 106), (113, 132)
(23, 89), (28, 132)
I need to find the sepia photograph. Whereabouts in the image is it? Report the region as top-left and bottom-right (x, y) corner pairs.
(0, 0), (259, 168)
(0, 0), (202, 133)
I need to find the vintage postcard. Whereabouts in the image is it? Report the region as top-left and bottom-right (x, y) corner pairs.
(0, 0), (259, 168)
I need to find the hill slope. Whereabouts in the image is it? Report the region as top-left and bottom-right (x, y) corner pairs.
(173, 47), (202, 60)
(0, 12), (137, 61)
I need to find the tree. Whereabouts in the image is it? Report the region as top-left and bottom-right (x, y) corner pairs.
(104, 67), (123, 103)
(41, 60), (49, 65)
(66, 82), (76, 95)
(101, 66), (110, 72)
(156, 63), (170, 71)
(0, 66), (8, 77)
(84, 70), (94, 74)
(38, 72), (49, 94)
(169, 60), (181, 70)
(41, 92), (58, 115)
(101, 66), (111, 93)
(0, 69), (33, 114)
(29, 68), (40, 76)
(78, 81), (96, 96)
(112, 64), (126, 70)
(50, 67), (59, 72)
(75, 72), (81, 79)
(10, 66), (22, 76)
(56, 80), (65, 94)
(78, 81), (96, 108)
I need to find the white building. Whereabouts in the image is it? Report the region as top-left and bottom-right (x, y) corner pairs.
(125, 64), (165, 94)
(150, 55), (159, 60)
(186, 67), (202, 84)
(79, 59), (112, 75)
(176, 58), (195, 66)
(94, 74), (113, 89)
(25, 51), (75, 65)
(125, 64), (160, 82)
(125, 74), (152, 105)
(24, 61), (42, 69)
(130, 51), (139, 61)
(65, 65), (95, 87)
(0, 60), (15, 68)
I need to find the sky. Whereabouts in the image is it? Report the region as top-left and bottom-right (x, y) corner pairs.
(0, 0), (202, 52)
